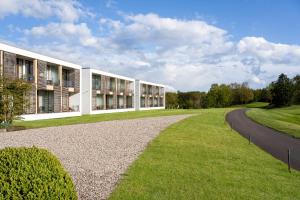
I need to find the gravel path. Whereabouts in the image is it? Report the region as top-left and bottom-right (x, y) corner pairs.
(226, 109), (300, 171)
(0, 115), (191, 200)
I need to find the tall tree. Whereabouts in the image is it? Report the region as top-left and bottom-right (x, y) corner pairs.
(292, 75), (300, 104)
(165, 92), (178, 109)
(271, 73), (294, 106)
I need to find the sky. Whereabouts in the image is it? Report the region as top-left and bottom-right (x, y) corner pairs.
(0, 0), (299, 91)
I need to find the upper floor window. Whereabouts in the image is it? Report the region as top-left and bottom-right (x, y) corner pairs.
(92, 74), (101, 90)
(16, 58), (34, 81)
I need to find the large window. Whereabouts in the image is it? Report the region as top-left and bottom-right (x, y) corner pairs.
(95, 94), (104, 110)
(106, 95), (114, 109)
(118, 79), (125, 92)
(141, 97), (145, 107)
(92, 74), (101, 90)
(126, 96), (133, 108)
(16, 58), (33, 81)
(46, 65), (59, 86)
(117, 95), (124, 109)
(107, 77), (115, 91)
(38, 91), (54, 113)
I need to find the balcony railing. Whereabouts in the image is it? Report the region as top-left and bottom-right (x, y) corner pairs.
(63, 80), (74, 88)
(21, 74), (34, 82)
(106, 104), (114, 109)
(95, 105), (104, 110)
(47, 80), (60, 86)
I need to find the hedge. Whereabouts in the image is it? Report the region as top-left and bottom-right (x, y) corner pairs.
(0, 147), (77, 199)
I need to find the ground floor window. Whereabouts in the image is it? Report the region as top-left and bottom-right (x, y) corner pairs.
(126, 96), (133, 108)
(117, 95), (124, 109)
(37, 90), (54, 113)
(96, 94), (104, 110)
(141, 97), (145, 107)
(106, 95), (114, 109)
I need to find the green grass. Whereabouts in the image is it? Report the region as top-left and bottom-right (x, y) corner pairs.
(247, 105), (300, 138)
(245, 102), (269, 108)
(0, 147), (77, 199)
(14, 109), (200, 129)
(109, 108), (300, 200)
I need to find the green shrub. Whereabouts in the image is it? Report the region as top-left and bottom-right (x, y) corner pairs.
(0, 147), (77, 199)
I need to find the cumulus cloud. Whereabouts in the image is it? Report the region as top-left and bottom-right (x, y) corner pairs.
(5, 12), (300, 91)
(0, 0), (91, 22)
(25, 22), (99, 47)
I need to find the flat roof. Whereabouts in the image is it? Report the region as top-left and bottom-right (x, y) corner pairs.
(0, 42), (81, 70)
(84, 68), (135, 81)
(138, 80), (165, 87)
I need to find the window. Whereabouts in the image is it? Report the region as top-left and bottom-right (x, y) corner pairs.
(95, 94), (104, 110)
(16, 58), (33, 81)
(92, 75), (101, 90)
(46, 65), (59, 85)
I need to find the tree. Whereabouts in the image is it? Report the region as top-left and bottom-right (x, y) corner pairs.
(165, 92), (178, 109)
(207, 84), (232, 107)
(0, 76), (31, 128)
(270, 73), (294, 107)
(292, 75), (300, 104)
(239, 82), (254, 104)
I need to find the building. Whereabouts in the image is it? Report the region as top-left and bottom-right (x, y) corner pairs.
(0, 42), (166, 120)
(82, 68), (135, 114)
(0, 43), (81, 120)
(135, 80), (165, 110)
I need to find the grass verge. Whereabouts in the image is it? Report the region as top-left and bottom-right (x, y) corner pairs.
(246, 105), (300, 138)
(0, 147), (77, 199)
(109, 108), (300, 200)
(13, 109), (201, 129)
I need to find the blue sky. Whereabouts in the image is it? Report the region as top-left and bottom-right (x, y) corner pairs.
(0, 0), (299, 91)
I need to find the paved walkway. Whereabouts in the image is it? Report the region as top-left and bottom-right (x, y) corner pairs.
(226, 109), (300, 171)
(0, 115), (192, 200)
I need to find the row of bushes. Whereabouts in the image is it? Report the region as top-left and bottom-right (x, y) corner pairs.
(166, 73), (300, 109)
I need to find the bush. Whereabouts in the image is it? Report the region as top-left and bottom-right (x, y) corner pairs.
(0, 147), (77, 199)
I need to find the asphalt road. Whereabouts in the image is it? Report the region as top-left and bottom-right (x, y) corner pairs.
(226, 109), (300, 171)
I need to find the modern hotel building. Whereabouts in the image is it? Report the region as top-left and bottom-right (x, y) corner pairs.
(0, 43), (165, 120)
(0, 43), (81, 120)
(82, 68), (135, 114)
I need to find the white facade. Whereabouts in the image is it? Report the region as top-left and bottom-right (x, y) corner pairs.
(135, 80), (166, 111)
(82, 68), (136, 115)
(0, 42), (82, 121)
(1, 42), (166, 121)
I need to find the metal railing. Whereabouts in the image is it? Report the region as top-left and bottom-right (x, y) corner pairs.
(22, 74), (34, 82)
(46, 80), (60, 86)
(63, 80), (74, 88)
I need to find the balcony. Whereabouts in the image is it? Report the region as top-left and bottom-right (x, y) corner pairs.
(63, 80), (74, 88)
(46, 80), (60, 86)
(21, 74), (34, 82)
(95, 105), (105, 110)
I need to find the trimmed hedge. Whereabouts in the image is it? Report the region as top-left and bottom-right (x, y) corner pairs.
(0, 147), (77, 199)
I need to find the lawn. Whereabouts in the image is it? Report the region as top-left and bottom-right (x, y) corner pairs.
(247, 105), (300, 138)
(110, 108), (300, 200)
(14, 109), (200, 129)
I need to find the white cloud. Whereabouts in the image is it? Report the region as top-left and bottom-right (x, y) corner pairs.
(25, 22), (99, 47)
(0, 0), (91, 22)
(12, 13), (300, 91)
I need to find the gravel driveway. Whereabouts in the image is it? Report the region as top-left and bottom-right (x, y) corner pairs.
(0, 115), (191, 199)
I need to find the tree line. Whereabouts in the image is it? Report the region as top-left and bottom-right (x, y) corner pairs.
(166, 73), (300, 109)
